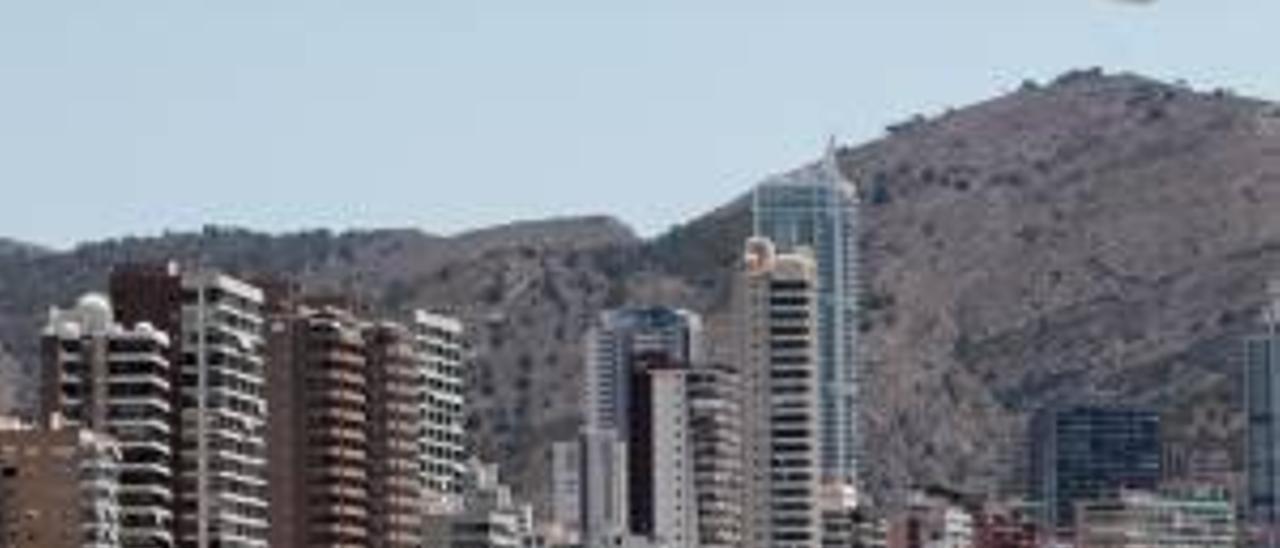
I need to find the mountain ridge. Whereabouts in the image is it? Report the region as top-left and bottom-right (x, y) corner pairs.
(2, 69), (1277, 510)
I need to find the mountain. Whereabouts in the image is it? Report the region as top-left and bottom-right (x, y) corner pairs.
(2, 69), (1278, 510)
(0, 238), (49, 260)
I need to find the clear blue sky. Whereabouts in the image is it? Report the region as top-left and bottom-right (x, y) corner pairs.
(0, 1), (1275, 248)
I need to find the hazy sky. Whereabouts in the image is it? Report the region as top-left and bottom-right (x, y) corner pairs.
(0, 1), (1275, 248)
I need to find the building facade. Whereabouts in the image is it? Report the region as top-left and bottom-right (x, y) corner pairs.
(549, 441), (582, 545)
(687, 361), (744, 548)
(752, 145), (861, 489)
(364, 321), (428, 548)
(1029, 405), (1163, 533)
(578, 307), (704, 548)
(629, 362), (697, 547)
(265, 301), (371, 548)
(425, 460), (536, 548)
(582, 308), (703, 435)
(110, 264), (270, 548)
(741, 237), (823, 547)
(40, 294), (175, 548)
(0, 417), (123, 548)
(886, 489), (974, 548)
(415, 311), (468, 504)
(819, 482), (886, 548)
(972, 501), (1038, 548)
(1074, 488), (1235, 548)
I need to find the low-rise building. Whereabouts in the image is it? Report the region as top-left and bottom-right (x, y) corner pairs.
(973, 500), (1037, 548)
(426, 460), (538, 548)
(0, 416), (122, 548)
(887, 488), (974, 548)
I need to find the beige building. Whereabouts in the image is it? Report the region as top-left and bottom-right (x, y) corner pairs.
(0, 416), (122, 548)
(740, 236), (822, 548)
(687, 361), (744, 548)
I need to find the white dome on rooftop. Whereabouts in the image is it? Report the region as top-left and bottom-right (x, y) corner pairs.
(76, 293), (111, 315)
(74, 293), (114, 332)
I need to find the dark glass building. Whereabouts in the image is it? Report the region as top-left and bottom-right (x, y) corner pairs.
(1247, 283), (1280, 546)
(1028, 405), (1163, 531)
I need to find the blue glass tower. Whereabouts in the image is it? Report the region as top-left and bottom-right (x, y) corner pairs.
(1029, 405), (1163, 531)
(751, 145), (861, 487)
(1247, 282), (1280, 546)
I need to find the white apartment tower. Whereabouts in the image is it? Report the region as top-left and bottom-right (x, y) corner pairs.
(741, 237), (823, 548)
(178, 271), (269, 548)
(646, 367), (699, 548)
(413, 310), (468, 504)
(40, 294), (175, 548)
(687, 361), (745, 548)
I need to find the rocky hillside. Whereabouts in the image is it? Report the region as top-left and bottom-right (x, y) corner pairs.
(2, 69), (1278, 509)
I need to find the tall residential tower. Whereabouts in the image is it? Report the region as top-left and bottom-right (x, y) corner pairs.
(579, 307), (704, 548)
(265, 300), (371, 548)
(752, 146), (861, 490)
(110, 264), (270, 548)
(740, 237), (823, 548)
(414, 311), (468, 507)
(40, 294), (174, 548)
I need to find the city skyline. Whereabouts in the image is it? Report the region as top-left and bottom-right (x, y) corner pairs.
(1, 1), (1278, 247)
(2, 3), (1279, 547)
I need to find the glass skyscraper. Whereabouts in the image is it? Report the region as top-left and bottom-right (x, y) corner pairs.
(751, 146), (861, 487)
(1028, 405), (1163, 532)
(1247, 282), (1280, 546)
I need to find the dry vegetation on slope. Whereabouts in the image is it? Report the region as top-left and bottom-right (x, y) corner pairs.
(2, 70), (1278, 509)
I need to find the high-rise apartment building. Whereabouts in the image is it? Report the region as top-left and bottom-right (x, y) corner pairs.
(364, 321), (428, 548)
(260, 279), (438, 548)
(110, 264), (270, 548)
(0, 416), (123, 548)
(752, 145), (861, 489)
(40, 294), (174, 548)
(687, 361), (744, 548)
(414, 311), (468, 505)
(1249, 281), (1280, 546)
(1028, 405), (1162, 532)
(629, 356), (698, 547)
(740, 237), (823, 547)
(583, 308), (703, 434)
(579, 307), (704, 548)
(265, 300), (371, 548)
